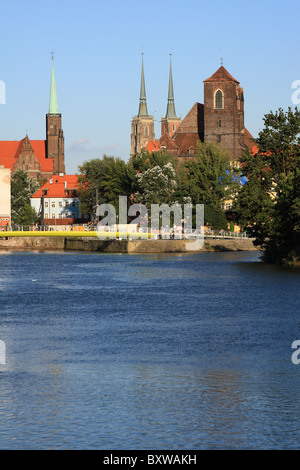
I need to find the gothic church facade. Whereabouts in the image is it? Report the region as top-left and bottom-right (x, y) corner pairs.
(131, 57), (253, 162)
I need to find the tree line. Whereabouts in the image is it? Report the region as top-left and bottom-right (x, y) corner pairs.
(10, 106), (300, 265)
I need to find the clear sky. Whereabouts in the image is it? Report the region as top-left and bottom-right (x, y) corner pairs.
(0, 0), (299, 174)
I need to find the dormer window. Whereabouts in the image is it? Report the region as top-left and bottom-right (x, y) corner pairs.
(214, 90), (224, 109)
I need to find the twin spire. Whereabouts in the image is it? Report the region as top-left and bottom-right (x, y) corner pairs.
(137, 53), (177, 119)
(49, 53), (176, 119)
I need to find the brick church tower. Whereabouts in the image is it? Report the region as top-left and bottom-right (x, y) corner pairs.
(203, 64), (245, 161)
(46, 57), (65, 175)
(130, 55), (155, 157)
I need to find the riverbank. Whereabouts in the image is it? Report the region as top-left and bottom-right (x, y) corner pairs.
(0, 236), (260, 253)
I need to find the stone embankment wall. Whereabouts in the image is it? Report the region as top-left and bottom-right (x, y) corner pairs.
(0, 236), (259, 253)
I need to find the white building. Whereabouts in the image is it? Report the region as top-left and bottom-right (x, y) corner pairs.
(31, 175), (81, 227)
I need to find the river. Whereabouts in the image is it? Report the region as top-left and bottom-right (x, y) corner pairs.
(0, 250), (299, 449)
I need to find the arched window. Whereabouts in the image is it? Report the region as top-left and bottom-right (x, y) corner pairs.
(215, 90), (223, 109)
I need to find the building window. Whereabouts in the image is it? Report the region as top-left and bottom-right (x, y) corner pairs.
(52, 201), (55, 208)
(59, 201), (62, 208)
(45, 213), (49, 219)
(58, 213), (62, 218)
(44, 201), (49, 208)
(215, 90), (223, 109)
(172, 124), (175, 132)
(217, 120), (221, 128)
(72, 201), (76, 208)
(65, 202), (69, 208)
(72, 213), (76, 218)
(51, 213), (55, 219)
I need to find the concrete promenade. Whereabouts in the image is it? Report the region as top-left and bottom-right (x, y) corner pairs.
(0, 233), (259, 253)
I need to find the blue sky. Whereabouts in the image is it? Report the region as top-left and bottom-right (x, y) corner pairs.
(0, 0), (299, 174)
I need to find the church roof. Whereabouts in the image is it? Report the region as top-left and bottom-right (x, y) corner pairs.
(0, 138), (53, 173)
(204, 66), (240, 84)
(243, 127), (254, 149)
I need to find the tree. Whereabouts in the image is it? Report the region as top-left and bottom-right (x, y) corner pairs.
(176, 142), (238, 226)
(77, 155), (133, 219)
(134, 161), (177, 206)
(263, 168), (300, 264)
(128, 149), (178, 198)
(233, 107), (300, 264)
(11, 169), (39, 225)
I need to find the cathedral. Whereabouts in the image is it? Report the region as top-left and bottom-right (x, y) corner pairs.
(131, 56), (254, 162)
(0, 58), (65, 179)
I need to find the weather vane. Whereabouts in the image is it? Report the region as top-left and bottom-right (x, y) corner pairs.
(51, 51), (54, 60)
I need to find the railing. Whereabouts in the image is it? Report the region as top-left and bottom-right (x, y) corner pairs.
(0, 225), (251, 239)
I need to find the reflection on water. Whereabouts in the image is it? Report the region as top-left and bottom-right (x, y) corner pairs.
(0, 251), (299, 449)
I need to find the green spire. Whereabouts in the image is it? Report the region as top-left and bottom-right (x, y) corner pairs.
(165, 54), (177, 119)
(138, 53), (148, 117)
(49, 55), (59, 114)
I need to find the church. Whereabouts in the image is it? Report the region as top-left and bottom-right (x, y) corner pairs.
(131, 56), (254, 162)
(0, 58), (65, 180)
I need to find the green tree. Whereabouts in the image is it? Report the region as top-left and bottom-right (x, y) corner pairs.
(177, 142), (236, 203)
(176, 142), (237, 226)
(11, 169), (39, 225)
(77, 155), (132, 219)
(233, 107), (300, 263)
(128, 149), (178, 197)
(263, 168), (300, 264)
(134, 161), (177, 206)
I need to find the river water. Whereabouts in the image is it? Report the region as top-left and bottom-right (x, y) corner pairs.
(0, 250), (299, 450)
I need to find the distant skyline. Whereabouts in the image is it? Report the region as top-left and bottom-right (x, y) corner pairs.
(0, 0), (299, 174)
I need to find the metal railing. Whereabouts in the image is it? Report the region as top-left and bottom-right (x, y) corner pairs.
(0, 225), (251, 239)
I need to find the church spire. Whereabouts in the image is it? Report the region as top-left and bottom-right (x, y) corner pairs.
(165, 54), (177, 119)
(49, 54), (59, 114)
(138, 53), (148, 117)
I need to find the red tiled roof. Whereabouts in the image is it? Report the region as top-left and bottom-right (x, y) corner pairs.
(146, 140), (160, 152)
(32, 175), (79, 198)
(204, 66), (240, 84)
(0, 138), (53, 173)
(159, 132), (179, 150)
